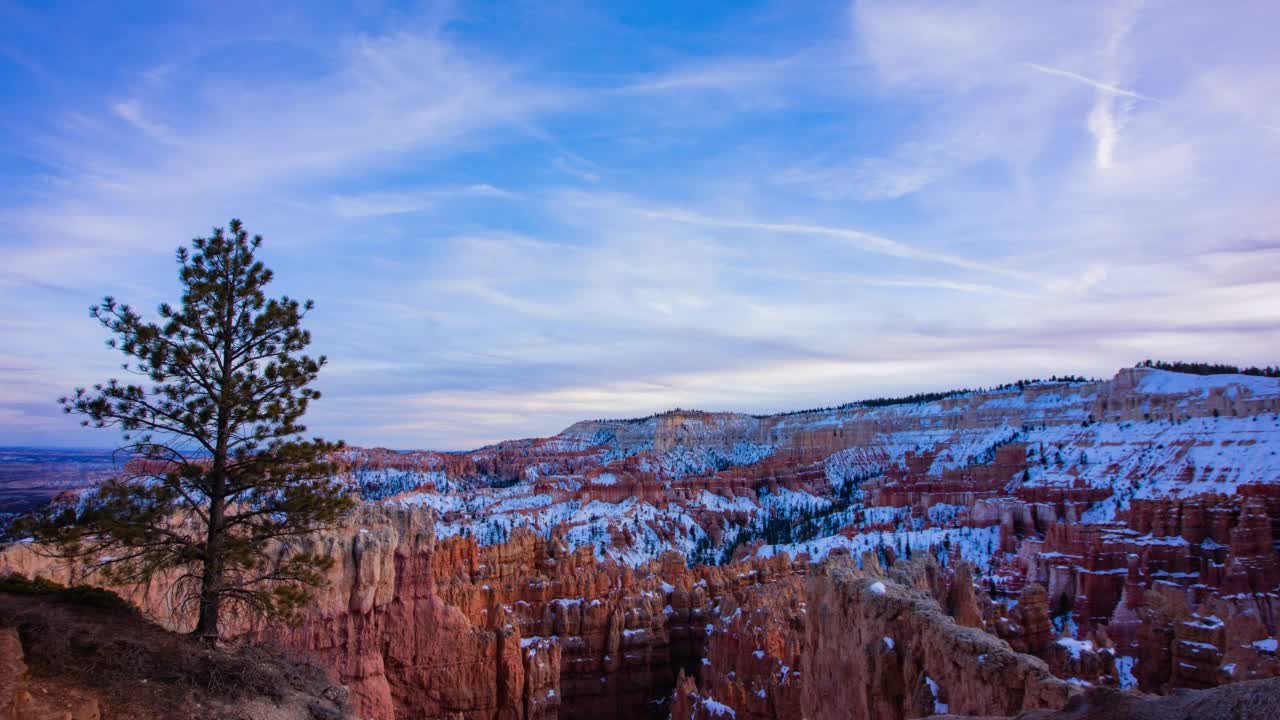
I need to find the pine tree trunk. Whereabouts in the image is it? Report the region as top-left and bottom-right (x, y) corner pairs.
(193, 573), (222, 643)
(194, 260), (236, 644)
(194, 488), (227, 644)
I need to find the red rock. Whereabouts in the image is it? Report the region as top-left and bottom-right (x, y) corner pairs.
(800, 560), (1076, 720)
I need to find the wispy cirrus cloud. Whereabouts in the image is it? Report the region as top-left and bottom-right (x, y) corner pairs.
(616, 202), (1035, 282)
(2, 1), (1279, 448)
(329, 184), (514, 219)
(1084, 0), (1144, 170)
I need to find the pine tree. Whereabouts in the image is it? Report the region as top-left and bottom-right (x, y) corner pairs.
(19, 220), (352, 643)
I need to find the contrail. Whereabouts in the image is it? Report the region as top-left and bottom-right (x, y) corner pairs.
(635, 206), (1036, 283)
(1026, 61), (1280, 135)
(1024, 63), (1159, 103)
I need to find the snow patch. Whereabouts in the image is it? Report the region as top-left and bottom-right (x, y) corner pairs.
(924, 675), (947, 714)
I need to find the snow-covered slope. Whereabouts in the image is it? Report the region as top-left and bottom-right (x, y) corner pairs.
(359, 367), (1278, 580)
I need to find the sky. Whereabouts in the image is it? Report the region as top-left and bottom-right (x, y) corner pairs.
(2, 0), (1279, 450)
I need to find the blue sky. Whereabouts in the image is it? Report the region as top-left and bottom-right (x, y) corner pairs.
(2, 0), (1279, 449)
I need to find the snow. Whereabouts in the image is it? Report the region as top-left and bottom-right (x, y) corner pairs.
(926, 503), (965, 525)
(394, 490), (466, 513)
(427, 491), (716, 566)
(869, 581), (886, 595)
(1024, 414), (1280, 522)
(1178, 640), (1219, 653)
(883, 637), (895, 650)
(1115, 656), (1139, 690)
(487, 493), (553, 513)
(1133, 535), (1191, 547)
(650, 438), (776, 478)
(757, 526), (1001, 572)
(699, 697), (737, 717)
(758, 487), (831, 514)
(1251, 638), (1278, 652)
(858, 506), (910, 528)
(352, 468), (450, 501)
(823, 448), (885, 494)
(1137, 369), (1279, 397)
(697, 490), (758, 514)
(370, 368), (1280, 574)
(1056, 637), (1095, 659)
(1053, 613), (1079, 639)
(520, 636), (559, 648)
(924, 676), (947, 714)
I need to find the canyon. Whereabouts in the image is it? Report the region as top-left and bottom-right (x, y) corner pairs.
(4, 366), (1280, 719)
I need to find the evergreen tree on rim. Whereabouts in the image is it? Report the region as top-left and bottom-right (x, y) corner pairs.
(21, 219), (353, 643)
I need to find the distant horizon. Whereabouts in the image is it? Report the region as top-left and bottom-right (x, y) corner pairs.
(0, 363), (1114, 452)
(4, 360), (1274, 453)
(4, 2), (1279, 449)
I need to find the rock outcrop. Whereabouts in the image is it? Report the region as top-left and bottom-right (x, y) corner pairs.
(801, 559), (1076, 720)
(671, 554), (1082, 720)
(970, 677), (1280, 720)
(0, 588), (352, 720)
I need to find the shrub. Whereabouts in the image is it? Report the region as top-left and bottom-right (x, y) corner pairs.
(0, 572), (136, 614)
